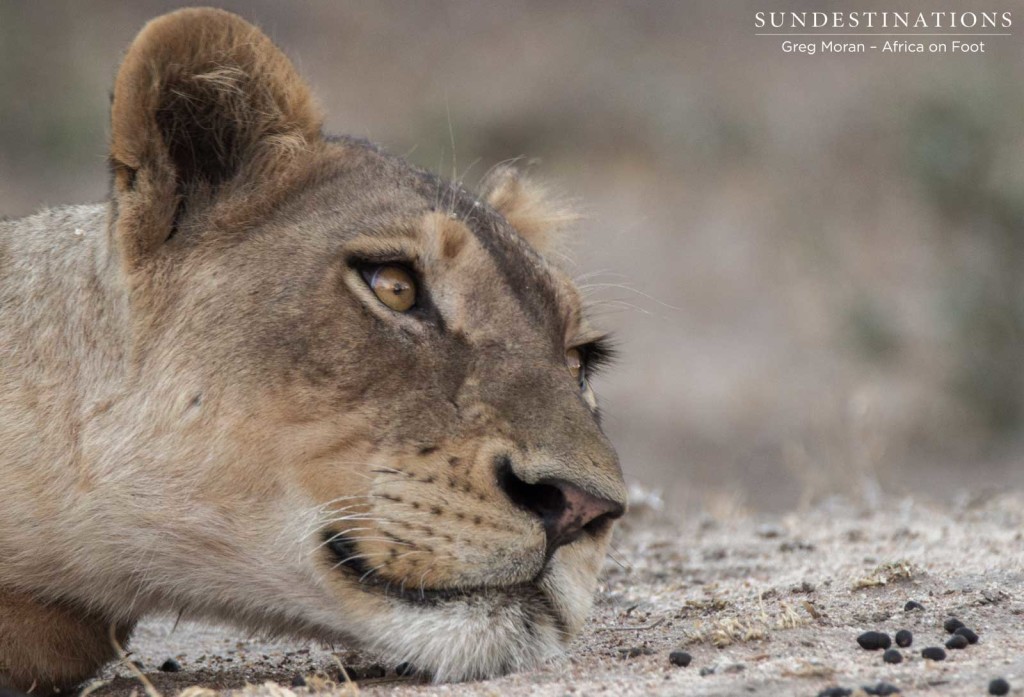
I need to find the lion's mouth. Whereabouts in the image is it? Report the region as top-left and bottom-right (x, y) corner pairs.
(325, 532), (550, 606)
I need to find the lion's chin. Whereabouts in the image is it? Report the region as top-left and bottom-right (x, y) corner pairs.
(307, 551), (600, 682)
(348, 584), (569, 681)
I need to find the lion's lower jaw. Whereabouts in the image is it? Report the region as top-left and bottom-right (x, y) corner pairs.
(306, 543), (606, 681)
(342, 592), (569, 682)
(318, 547), (603, 681)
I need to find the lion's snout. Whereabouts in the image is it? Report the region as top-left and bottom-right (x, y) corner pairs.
(495, 457), (624, 555)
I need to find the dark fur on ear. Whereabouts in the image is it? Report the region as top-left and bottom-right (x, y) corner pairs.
(481, 165), (579, 256)
(109, 7), (323, 265)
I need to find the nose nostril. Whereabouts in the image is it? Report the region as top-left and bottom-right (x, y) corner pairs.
(497, 461), (567, 524)
(495, 457), (624, 553)
(582, 511), (615, 536)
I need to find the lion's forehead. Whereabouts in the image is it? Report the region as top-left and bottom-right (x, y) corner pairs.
(206, 146), (593, 417)
(421, 211), (577, 339)
(288, 153), (585, 345)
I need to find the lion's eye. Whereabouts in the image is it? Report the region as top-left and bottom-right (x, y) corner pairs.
(368, 265), (416, 312)
(565, 348), (583, 383)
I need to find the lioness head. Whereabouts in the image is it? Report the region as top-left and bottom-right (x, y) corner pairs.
(100, 7), (626, 680)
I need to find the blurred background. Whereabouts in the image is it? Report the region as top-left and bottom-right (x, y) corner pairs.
(2, 1), (1022, 512)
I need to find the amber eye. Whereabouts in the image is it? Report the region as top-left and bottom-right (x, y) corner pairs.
(566, 348), (583, 383)
(368, 265), (416, 312)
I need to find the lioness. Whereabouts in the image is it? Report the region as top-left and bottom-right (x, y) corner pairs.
(0, 8), (626, 690)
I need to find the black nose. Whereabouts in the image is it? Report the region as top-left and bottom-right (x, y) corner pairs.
(498, 462), (625, 553)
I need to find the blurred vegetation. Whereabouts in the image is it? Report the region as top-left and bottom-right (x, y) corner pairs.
(908, 93), (1024, 434)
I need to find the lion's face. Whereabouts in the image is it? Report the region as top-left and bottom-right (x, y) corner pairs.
(102, 9), (626, 681)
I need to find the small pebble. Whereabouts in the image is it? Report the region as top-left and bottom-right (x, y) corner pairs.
(668, 650), (692, 667)
(954, 627), (979, 644)
(159, 658), (181, 673)
(945, 634), (969, 650)
(699, 666), (716, 676)
(895, 629), (913, 647)
(816, 688), (852, 697)
(943, 617), (965, 633)
(989, 677), (1010, 695)
(395, 662), (416, 677)
(921, 646), (947, 661)
(904, 600), (925, 612)
(882, 648), (903, 664)
(857, 631), (892, 650)
(290, 674), (306, 688)
(864, 683), (901, 696)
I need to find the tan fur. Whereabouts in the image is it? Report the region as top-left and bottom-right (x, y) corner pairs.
(109, 8), (325, 267)
(0, 591), (132, 690)
(0, 9), (625, 691)
(482, 164), (580, 254)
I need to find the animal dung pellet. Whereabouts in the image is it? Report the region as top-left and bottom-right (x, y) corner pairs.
(943, 617), (965, 633)
(668, 650), (692, 667)
(159, 658), (181, 673)
(921, 646), (947, 661)
(954, 627), (979, 644)
(857, 631), (892, 650)
(945, 634), (969, 650)
(816, 687), (852, 697)
(895, 629), (913, 647)
(864, 683), (901, 696)
(290, 674), (306, 687)
(395, 662), (416, 677)
(882, 648), (903, 664)
(989, 677), (1010, 695)
(903, 600), (925, 612)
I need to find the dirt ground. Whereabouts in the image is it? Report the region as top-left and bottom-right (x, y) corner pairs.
(91, 489), (1024, 697)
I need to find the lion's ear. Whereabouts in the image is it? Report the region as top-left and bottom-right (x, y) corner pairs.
(109, 8), (322, 265)
(482, 166), (579, 255)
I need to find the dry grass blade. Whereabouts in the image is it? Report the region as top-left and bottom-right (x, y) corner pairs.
(331, 655), (360, 696)
(108, 623), (162, 697)
(78, 678), (110, 697)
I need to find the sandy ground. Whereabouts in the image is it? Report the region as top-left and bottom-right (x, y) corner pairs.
(91, 490), (1024, 697)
